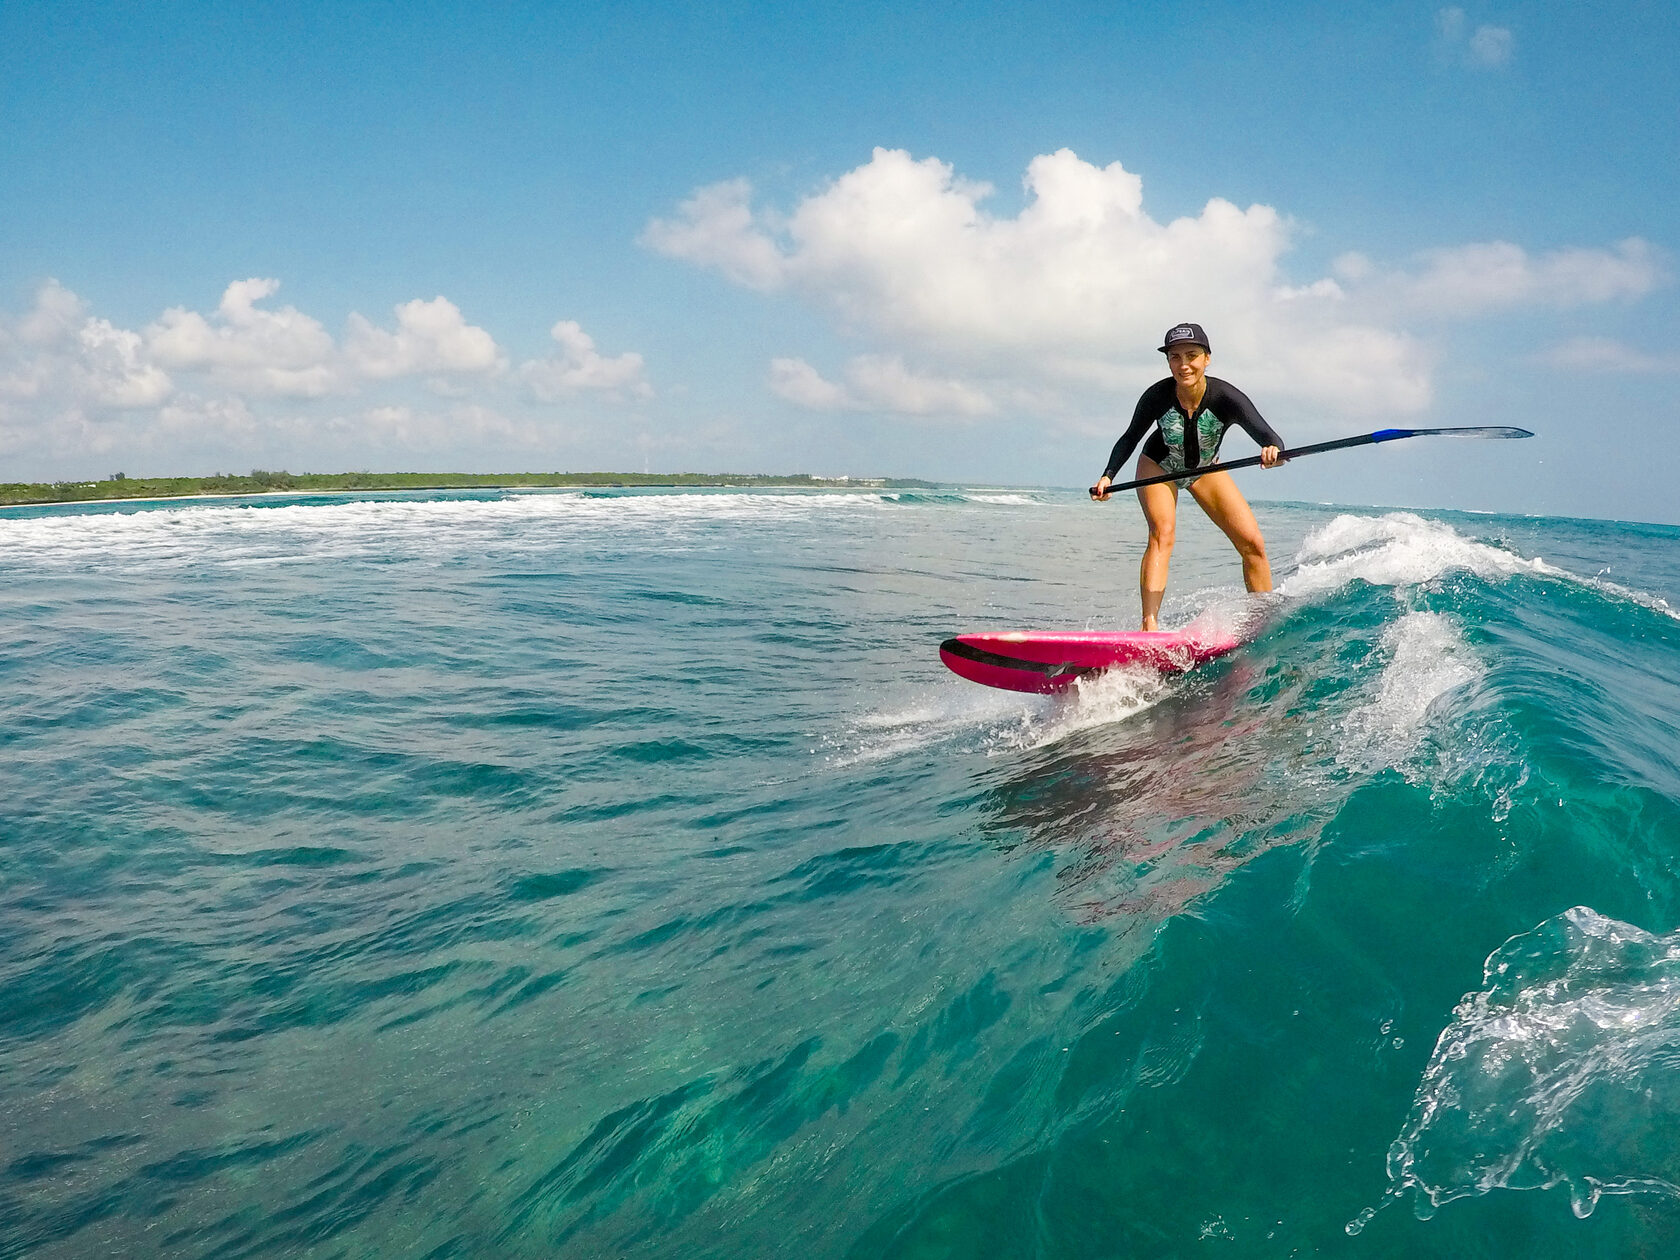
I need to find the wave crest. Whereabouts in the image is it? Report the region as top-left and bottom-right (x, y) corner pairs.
(1282, 512), (1551, 599)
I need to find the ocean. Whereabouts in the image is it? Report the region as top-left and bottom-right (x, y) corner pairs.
(3, 486), (1680, 1258)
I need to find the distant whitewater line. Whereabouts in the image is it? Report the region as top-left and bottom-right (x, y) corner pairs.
(0, 469), (940, 507)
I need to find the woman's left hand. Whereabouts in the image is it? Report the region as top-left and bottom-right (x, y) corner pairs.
(1260, 446), (1283, 468)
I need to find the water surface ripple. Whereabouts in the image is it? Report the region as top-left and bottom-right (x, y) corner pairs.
(4, 489), (1680, 1257)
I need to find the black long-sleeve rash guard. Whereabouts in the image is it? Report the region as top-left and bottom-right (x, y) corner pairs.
(1102, 376), (1285, 481)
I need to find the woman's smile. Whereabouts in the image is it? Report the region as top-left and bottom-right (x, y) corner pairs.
(1165, 345), (1209, 396)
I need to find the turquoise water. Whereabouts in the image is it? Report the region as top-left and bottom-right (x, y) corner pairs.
(4, 487), (1680, 1258)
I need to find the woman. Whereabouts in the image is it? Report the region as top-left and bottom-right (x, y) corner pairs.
(1091, 323), (1285, 630)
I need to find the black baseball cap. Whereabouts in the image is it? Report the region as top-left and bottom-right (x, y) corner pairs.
(1159, 323), (1210, 353)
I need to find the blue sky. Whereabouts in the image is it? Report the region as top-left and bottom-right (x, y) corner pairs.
(2, 0), (1677, 521)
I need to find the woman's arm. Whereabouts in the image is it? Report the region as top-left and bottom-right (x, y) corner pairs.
(1102, 391), (1159, 480)
(1216, 380), (1285, 453)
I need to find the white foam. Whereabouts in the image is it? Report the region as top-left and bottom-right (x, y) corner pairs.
(0, 487), (1080, 575)
(1383, 907), (1680, 1220)
(1030, 597), (1275, 750)
(0, 490), (903, 573)
(1016, 665), (1171, 749)
(1339, 612), (1482, 770)
(824, 688), (1040, 767)
(827, 656), (1178, 768)
(1282, 511), (1680, 639)
(1281, 512), (1555, 599)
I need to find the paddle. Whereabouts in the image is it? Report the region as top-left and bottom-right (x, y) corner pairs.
(1089, 426), (1535, 497)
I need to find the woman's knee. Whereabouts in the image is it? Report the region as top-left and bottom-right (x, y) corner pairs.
(1147, 520), (1176, 550)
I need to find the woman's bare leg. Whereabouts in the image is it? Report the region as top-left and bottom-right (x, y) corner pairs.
(1188, 470), (1272, 592)
(1135, 457), (1179, 629)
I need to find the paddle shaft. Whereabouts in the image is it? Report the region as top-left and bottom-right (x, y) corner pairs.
(1089, 426), (1534, 497)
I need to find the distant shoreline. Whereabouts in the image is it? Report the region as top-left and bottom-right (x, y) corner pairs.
(0, 471), (937, 508)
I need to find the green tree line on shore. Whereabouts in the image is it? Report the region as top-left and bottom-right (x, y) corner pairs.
(0, 470), (932, 507)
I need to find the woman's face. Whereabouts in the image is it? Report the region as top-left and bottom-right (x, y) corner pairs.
(1166, 345), (1210, 390)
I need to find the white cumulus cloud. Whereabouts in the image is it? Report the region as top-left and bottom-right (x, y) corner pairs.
(649, 147), (1431, 418)
(651, 148), (1298, 360)
(520, 320), (651, 401)
(147, 278), (339, 397)
(1412, 238), (1663, 311)
(650, 147), (1671, 426)
(1340, 238), (1666, 316)
(641, 179), (789, 291)
(1436, 9), (1514, 68)
(146, 280), (508, 396)
(768, 357), (853, 410)
(0, 279), (650, 470)
(156, 392), (258, 439)
(344, 296), (506, 380)
(0, 280), (173, 415)
(1467, 24), (1513, 66)
(79, 319), (174, 407)
(769, 354), (993, 416)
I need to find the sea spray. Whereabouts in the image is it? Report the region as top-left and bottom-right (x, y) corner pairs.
(1386, 907), (1680, 1219)
(1338, 611), (1482, 771)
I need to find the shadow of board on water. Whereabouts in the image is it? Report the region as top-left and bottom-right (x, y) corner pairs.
(974, 661), (1329, 929)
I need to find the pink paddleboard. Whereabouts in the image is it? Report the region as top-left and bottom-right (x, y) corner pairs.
(939, 626), (1243, 694)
